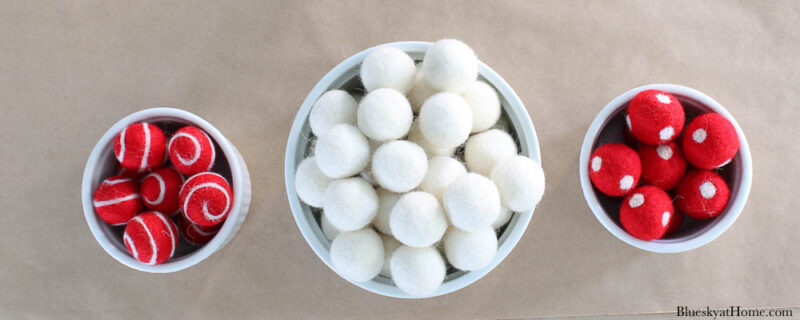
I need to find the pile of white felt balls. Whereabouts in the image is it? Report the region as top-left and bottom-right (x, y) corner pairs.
(294, 39), (545, 297)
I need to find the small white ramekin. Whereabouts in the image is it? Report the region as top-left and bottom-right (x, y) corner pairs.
(81, 107), (252, 273)
(580, 84), (752, 253)
(285, 41), (541, 298)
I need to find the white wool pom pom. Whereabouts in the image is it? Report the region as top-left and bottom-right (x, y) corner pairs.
(360, 47), (416, 93)
(407, 120), (455, 157)
(294, 156), (332, 208)
(320, 213), (341, 241)
(371, 141), (428, 193)
(330, 228), (384, 282)
(390, 245), (446, 297)
(418, 156), (466, 203)
(443, 227), (497, 271)
(323, 177), (379, 231)
(491, 206), (513, 229)
(421, 39), (478, 92)
(380, 234), (401, 277)
(357, 88), (413, 141)
(373, 188), (401, 235)
(464, 129), (518, 176)
(390, 191), (448, 248)
(491, 155), (546, 212)
(418, 92), (473, 149)
(407, 64), (436, 112)
(309, 90), (357, 137)
(443, 173), (501, 231)
(461, 81), (501, 133)
(315, 124), (370, 179)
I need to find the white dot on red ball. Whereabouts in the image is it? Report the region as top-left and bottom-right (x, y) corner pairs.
(656, 93), (671, 104)
(693, 128), (707, 143)
(629, 193), (644, 208)
(657, 145), (673, 160)
(659, 126), (674, 141)
(625, 114), (631, 130)
(619, 175), (634, 190)
(699, 181), (716, 199)
(591, 156), (602, 172)
(661, 211), (670, 227)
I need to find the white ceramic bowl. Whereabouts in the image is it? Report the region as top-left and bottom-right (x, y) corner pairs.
(285, 41), (540, 298)
(580, 84), (752, 253)
(82, 107), (252, 273)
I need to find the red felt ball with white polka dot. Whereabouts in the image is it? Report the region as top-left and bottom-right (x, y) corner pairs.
(627, 90), (685, 145)
(179, 172), (233, 227)
(638, 142), (687, 191)
(675, 170), (730, 220)
(589, 143), (641, 197)
(179, 215), (221, 245)
(140, 167), (184, 216)
(114, 122), (167, 172)
(620, 185), (674, 240)
(168, 126), (216, 176)
(664, 210), (684, 236)
(123, 211), (178, 265)
(93, 176), (143, 226)
(682, 113), (739, 169)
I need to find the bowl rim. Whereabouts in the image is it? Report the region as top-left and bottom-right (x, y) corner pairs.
(285, 41), (541, 298)
(579, 84), (753, 253)
(81, 107), (248, 273)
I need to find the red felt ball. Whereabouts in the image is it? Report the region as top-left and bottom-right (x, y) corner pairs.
(93, 176), (143, 226)
(664, 210), (684, 236)
(622, 115), (639, 146)
(589, 143), (641, 197)
(627, 90), (685, 145)
(638, 142), (687, 190)
(168, 126), (216, 176)
(114, 122), (167, 172)
(179, 215), (220, 245)
(180, 172), (233, 226)
(682, 113), (739, 169)
(123, 211), (178, 265)
(620, 185), (674, 240)
(675, 170), (730, 220)
(140, 167), (184, 215)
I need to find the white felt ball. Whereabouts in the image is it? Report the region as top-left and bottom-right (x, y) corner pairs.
(309, 90), (358, 137)
(373, 188), (401, 235)
(443, 227), (497, 271)
(390, 245), (446, 297)
(315, 124), (370, 179)
(294, 156), (332, 208)
(491, 155), (546, 212)
(380, 234), (401, 277)
(464, 129), (518, 176)
(330, 228), (384, 283)
(359, 139), (383, 186)
(407, 64), (436, 112)
(421, 39), (478, 92)
(390, 191), (448, 248)
(443, 173), (501, 231)
(418, 92), (473, 149)
(407, 120), (455, 157)
(320, 213), (341, 241)
(461, 80), (501, 133)
(357, 88), (413, 142)
(491, 206), (513, 229)
(418, 156), (466, 203)
(371, 140), (428, 193)
(360, 47), (416, 93)
(323, 177), (379, 231)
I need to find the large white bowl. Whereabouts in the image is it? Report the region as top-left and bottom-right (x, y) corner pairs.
(579, 84), (752, 253)
(82, 107), (252, 273)
(285, 41), (541, 298)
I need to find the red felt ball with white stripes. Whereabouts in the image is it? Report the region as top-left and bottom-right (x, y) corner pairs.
(168, 126), (216, 176)
(589, 143), (641, 197)
(627, 90), (685, 145)
(93, 176), (143, 226)
(180, 172), (233, 227)
(140, 167), (184, 216)
(114, 122), (167, 172)
(675, 170), (730, 220)
(638, 142), (687, 191)
(179, 215), (220, 245)
(123, 211), (178, 265)
(620, 185), (674, 240)
(682, 113), (739, 169)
